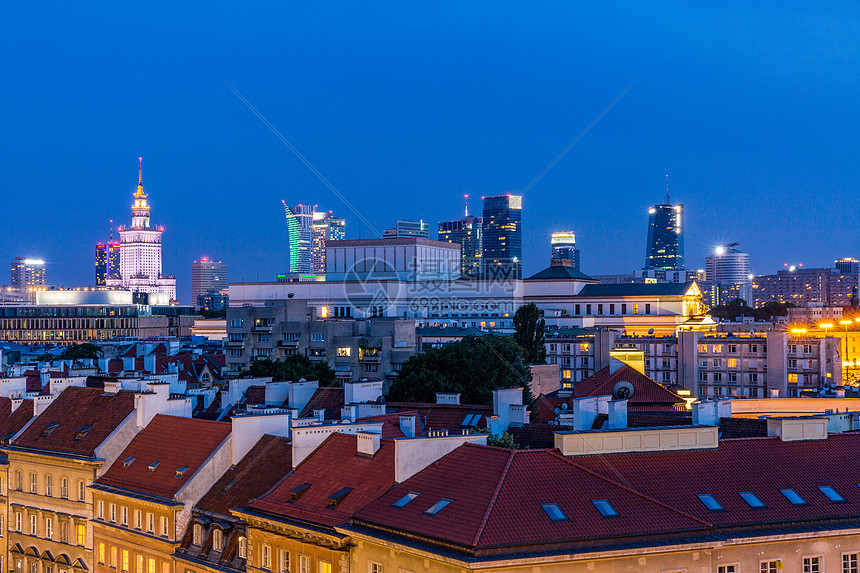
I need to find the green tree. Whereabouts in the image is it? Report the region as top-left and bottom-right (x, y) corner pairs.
(513, 303), (546, 364)
(60, 343), (102, 359)
(386, 335), (534, 408)
(487, 431), (524, 449)
(243, 355), (337, 386)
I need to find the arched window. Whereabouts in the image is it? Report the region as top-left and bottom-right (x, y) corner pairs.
(15, 470), (22, 491)
(212, 529), (223, 552)
(45, 475), (53, 497)
(237, 536), (247, 559)
(60, 478), (69, 499)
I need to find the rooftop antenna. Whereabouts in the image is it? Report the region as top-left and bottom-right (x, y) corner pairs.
(139, 157), (143, 186)
(109, 219), (114, 242)
(665, 174), (670, 204)
(464, 194), (469, 217)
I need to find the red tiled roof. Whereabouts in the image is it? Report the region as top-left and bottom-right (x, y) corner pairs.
(0, 398), (34, 440)
(296, 387), (345, 419)
(385, 402), (492, 433)
(195, 434), (292, 517)
(247, 433), (395, 528)
(243, 386), (266, 406)
(353, 444), (706, 550)
(13, 387), (137, 457)
(534, 395), (567, 424)
(97, 415), (231, 500)
(570, 365), (685, 409)
(23, 370), (42, 393)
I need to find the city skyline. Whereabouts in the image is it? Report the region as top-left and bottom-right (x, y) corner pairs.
(2, 3), (858, 303)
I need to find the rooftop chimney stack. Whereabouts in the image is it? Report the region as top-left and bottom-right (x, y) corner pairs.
(356, 431), (381, 457)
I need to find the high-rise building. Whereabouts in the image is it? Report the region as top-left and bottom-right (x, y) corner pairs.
(752, 266), (860, 308)
(192, 257), (227, 303)
(383, 220), (430, 239)
(105, 158), (176, 301)
(836, 258), (860, 274)
(282, 202), (315, 274)
(644, 195), (684, 270)
(10, 257), (46, 287)
(438, 196), (482, 277)
(481, 194), (522, 279)
(551, 232), (580, 271)
(704, 243), (751, 305)
(94, 242), (121, 285)
(312, 211), (346, 274)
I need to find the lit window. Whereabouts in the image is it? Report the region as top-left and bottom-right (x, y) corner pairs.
(591, 499), (619, 517)
(237, 536), (247, 559)
(819, 485), (846, 503)
(123, 552), (131, 573)
(780, 488), (806, 505)
(424, 499), (452, 515)
(136, 554), (143, 573)
(739, 491), (766, 508)
(148, 558), (155, 573)
(76, 524), (85, 545)
(336, 347), (351, 357)
(98, 542), (105, 564)
(697, 494), (724, 511)
(541, 503), (567, 521)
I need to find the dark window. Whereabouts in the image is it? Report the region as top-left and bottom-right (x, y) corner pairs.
(591, 499), (618, 517)
(541, 503), (567, 521)
(819, 485), (846, 503)
(780, 488), (806, 505)
(738, 491), (765, 508)
(697, 494), (724, 511)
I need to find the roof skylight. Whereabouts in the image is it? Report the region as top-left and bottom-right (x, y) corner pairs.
(327, 487), (353, 508)
(392, 492), (420, 508)
(591, 499), (619, 517)
(289, 483), (311, 502)
(424, 499), (452, 515)
(819, 485), (846, 503)
(122, 457), (136, 468)
(175, 466), (190, 478)
(73, 424), (94, 440)
(147, 462), (160, 472)
(697, 494), (724, 511)
(780, 489), (806, 505)
(541, 503), (567, 521)
(461, 413), (482, 428)
(739, 492), (766, 508)
(41, 422), (59, 437)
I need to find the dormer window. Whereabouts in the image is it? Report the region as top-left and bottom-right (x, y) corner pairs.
(147, 462), (160, 472)
(212, 529), (223, 552)
(41, 422), (59, 437)
(289, 483), (311, 502)
(73, 424), (94, 441)
(192, 523), (203, 545)
(122, 457), (136, 468)
(327, 487), (352, 508)
(175, 466), (189, 478)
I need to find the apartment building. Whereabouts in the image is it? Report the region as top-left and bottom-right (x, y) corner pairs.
(3, 384), (188, 573)
(225, 300), (417, 382)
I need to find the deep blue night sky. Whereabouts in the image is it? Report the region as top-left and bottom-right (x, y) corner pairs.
(1, 2), (858, 303)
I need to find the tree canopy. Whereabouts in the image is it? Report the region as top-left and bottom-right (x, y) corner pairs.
(242, 355), (337, 386)
(708, 298), (794, 322)
(513, 303), (546, 364)
(60, 343), (102, 359)
(385, 334), (534, 408)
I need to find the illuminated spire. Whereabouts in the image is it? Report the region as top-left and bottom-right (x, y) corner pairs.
(464, 194), (469, 217)
(131, 157), (150, 228)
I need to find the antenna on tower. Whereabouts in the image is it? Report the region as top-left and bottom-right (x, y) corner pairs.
(138, 157), (143, 186)
(464, 194), (469, 217)
(665, 174), (670, 204)
(109, 219), (114, 242)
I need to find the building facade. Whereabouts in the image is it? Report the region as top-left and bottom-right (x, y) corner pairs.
(383, 220), (430, 239)
(191, 258), (227, 303)
(550, 231), (580, 271)
(437, 216), (482, 277)
(644, 199), (683, 270)
(107, 160), (176, 301)
(703, 243), (751, 305)
(752, 267), (860, 308)
(10, 258), (46, 288)
(481, 194), (522, 279)
(95, 244), (121, 286)
(311, 211), (345, 274)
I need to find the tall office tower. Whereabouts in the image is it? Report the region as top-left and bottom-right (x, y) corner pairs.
(836, 258), (860, 274)
(282, 202), (314, 273)
(438, 195), (482, 277)
(551, 232), (580, 271)
(383, 220), (430, 239)
(481, 194), (522, 279)
(106, 158), (176, 301)
(95, 242), (121, 285)
(10, 257), (46, 287)
(192, 257), (227, 302)
(311, 211), (346, 274)
(644, 193), (684, 270)
(704, 243), (751, 304)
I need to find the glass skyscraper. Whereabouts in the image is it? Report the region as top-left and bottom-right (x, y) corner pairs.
(481, 194), (522, 279)
(438, 216), (483, 277)
(644, 200), (684, 270)
(95, 242), (121, 285)
(551, 232), (580, 271)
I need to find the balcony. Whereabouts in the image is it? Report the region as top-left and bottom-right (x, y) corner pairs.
(252, 324), (273, 333)
(359, 349), (382, 362)
(278, 339), (299, 347)
(226, 339), (245, 347)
